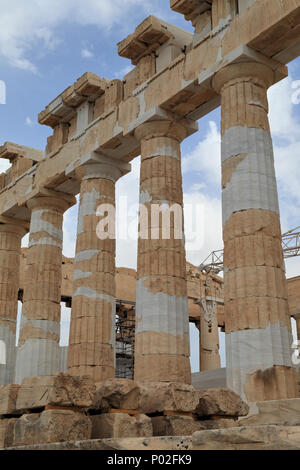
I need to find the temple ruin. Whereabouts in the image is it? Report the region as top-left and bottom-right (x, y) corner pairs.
(1, 0), (300, 450)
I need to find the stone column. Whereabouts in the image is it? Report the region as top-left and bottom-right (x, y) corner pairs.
(196, 299), (221, 371)
(213, 62), (298, 401)
(0, 222), (27, 385)
(15, 195), (74, 384)
(134, 120), (191, 384)
(67, 162), (125, 382)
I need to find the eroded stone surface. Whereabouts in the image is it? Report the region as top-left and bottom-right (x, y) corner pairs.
(16, 374), (96, 412)
(151, 415), (238, 436)
(13, 410), (92, 447)
(138, 382), (199, 414)
(93, 379), (140, 411)
(91, 413), (152, 439)
(192, 425), (300, 450)
(196, 388), (249, 417)
(0, 385), (20, 416)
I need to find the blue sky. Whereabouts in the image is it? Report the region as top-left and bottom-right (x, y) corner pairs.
(1, 0), (300, 371)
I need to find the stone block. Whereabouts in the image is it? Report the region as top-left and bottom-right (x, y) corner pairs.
(192, 425), (300, 451)
(240, 398), (300, 427)
(138, 382), (199, 414)
(91, 413), (152, 439)
(0, 385), (20, 416)
(0, 418), (17, 449)
(196, 388), (249, 418)
(93, 378), (140, 412)
(151, 415), (238, 437)
(16, 373), (96, 412)
(13, 410), (92, 447)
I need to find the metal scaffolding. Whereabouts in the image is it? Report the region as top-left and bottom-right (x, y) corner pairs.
(199, 226), (300, 274)
(115, 300), (136, 380)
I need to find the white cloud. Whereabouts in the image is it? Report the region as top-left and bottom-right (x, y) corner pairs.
(114, 65), (135, 79)
(0, 0), (152, 72)
(182, 120), (221, 187)
(81, 48), (94, 59)
(25, 116), (34, 127)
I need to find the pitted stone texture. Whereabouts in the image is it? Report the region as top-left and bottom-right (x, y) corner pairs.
(5, 436), (193, 450)
(93, 378), (140, 411)
(192, 425), (300, 450)
(0, 418), (17, 449)
(0, 384), (20, 416)
(152, 415), (238, 436)
(16, 373), (96, 412)
(91, 413), (152, 439)
(196, 388), (249, 418)
(13, 410), (92, 447)
(138, 382), (199, 414)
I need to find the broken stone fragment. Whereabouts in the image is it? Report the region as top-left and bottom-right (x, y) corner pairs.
(239, 398), (300, 427)
(0, 418), (17, 449)
(192, 425), (300, 451)
(138, 382), (199, 414)
(195, 388), (249, 418)
(91, 413), (152, 439)
(151, 415), (238, 436)
(92, 378), (139, 412)
(16, 373), (96, 412)
(13, 410), (92, 447)
(0, 385), (20, 416)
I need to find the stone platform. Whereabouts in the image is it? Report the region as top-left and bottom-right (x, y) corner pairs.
(0, 374), (249, 449)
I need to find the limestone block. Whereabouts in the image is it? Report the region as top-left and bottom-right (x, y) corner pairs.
(93, 379), (140, 412)
(13, 410), (92, 447)
(0, 385), (20, 416)
(91, 413), (152, 439)
(152, 415), (238, 437)
(0, 418), (17, 449)
(138, 382), (199, 414)
(240, 398), (300, 427)
(192, 425), (300, 451)
(16, 374), (96, 412)
(196, 388), (249, 418)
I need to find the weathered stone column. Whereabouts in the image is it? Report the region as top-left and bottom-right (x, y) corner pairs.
(214, 62), (298, 401)
(0, 222), (27, 385)
(134, 120), (191, 384)
(196, 299), (221, 371)
(15, 195), (75, 384)
(67, 160), (128, 382)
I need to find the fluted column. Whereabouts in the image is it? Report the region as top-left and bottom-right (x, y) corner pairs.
(214, 62), (298, 401)
(134, 120), (191, 384)
(67, 162), (125, 382)
(0, 222), (27, 385)
(197, 299), (221, 371)
(15, 195), (74, 384)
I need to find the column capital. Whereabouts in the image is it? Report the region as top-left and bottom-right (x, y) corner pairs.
(213, 62), (276, 94)
(27, 194), (75, 213)
(66, 152), (131, 183)
(134, 119), (196, 143)
(75, 162), (122, 183)
(0, 223), (27, 237)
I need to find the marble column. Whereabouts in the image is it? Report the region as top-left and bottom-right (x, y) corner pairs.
(0, 222), (27, 385)
(134, 120), (191, 383)
(196, 299), (221, 371)
(67, 162), (126, 382)
(15, 195), (74, 383)
(213, 62), (298, 401)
